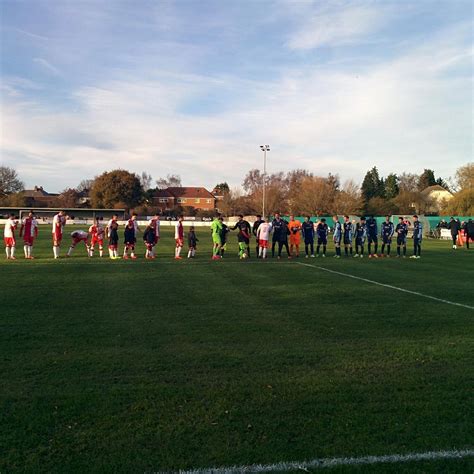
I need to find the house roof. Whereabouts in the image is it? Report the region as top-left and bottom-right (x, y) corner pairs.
(155, 189), (175, 198)
(23, 186), (58, 198)
(421, 185), (452, 195)
(166, 187), (215, 199)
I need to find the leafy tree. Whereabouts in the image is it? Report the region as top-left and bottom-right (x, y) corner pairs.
(294, 176), (337, 215)
(441, 188), (474, 215)
(55, 188), (80, 208)
(213, 182), (230, 194)
(417, 169), (436, 191)
(365, 196), (398, 216)
(435, 177), (449, 190)
(455, 162), (474, 191)
(334, 180), (363, 215)
(384, 173), (399, 199)
(361, 167), (383, 202)
(0, 166), (24, 197)
(90, 170), (143, 209)
(156, 174), (181, 189)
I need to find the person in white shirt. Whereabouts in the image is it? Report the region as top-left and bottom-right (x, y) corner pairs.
(256, 219), (272, 259)
(52, 211), (67, 259)
(4, 213), (18, 260)
(67, 230), (90, 256)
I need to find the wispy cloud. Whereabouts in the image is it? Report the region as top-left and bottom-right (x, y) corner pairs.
(33, 57), (61, 76)
(0, 0), (471, 191)
(286, 2), (391, 50)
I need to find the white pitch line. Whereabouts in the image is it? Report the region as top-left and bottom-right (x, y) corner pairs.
(297, 262), (474, 310)
(179, 448), (474, 473)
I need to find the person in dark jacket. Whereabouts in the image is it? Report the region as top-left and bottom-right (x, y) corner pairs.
(271, 213), (291, 259)
(465, 219), (474, 249)
(301, 216), (315, 258)
(187, 226), (199, 258)
(448, 217), (461, 249)
(143, 224), (156, 259)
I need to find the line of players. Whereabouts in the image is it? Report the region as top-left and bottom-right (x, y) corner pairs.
(210, 213), (423, 260)
(2, 210), (425, 260)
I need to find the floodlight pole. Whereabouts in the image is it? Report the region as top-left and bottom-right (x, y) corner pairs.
(260, 145), (270, 218)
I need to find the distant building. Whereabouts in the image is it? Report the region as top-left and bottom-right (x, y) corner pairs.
(421, 185), (453, 213)
(22, 186), (59, 207)
(153, 187), (216, 212)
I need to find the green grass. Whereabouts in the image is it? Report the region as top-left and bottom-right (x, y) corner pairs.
(1, 225), (473, 472)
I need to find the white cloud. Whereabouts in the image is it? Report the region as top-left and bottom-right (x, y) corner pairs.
(1, 16), (471, 192)
(33, 58), (61, 76)
(286, 2), (390, 50)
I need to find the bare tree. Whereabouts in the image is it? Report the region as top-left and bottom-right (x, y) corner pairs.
(156, 174), (182, 189)
(140, 172), (153, 191)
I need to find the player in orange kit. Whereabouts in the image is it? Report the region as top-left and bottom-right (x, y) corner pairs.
(288, 215), (302, 258)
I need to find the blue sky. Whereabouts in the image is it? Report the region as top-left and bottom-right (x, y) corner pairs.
(1, 0), (472, 192)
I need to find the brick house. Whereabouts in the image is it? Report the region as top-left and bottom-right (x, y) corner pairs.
(153, 187), (216, 212)
(23, 186), (59, 207)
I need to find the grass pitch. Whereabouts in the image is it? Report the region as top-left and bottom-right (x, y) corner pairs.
(1, 225), (473, 473)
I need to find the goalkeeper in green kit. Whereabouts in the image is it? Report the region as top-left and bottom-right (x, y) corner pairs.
(211, 214), (223, 260)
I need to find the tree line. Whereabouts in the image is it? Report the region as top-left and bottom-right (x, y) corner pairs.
(0, 163), (472, 215)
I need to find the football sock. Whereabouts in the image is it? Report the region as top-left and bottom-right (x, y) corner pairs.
(349, 246), (353, 255)
(24, 245), (28, 258)
(397, 246), (400, 256)
(262, 248), (267, 258)
(67, 246), (73, 256)
(387, 244), (391, 255)
(6, 247), (11, 258)
(188, 250), (192, 258)
(381, 244), (385, 254)
(345, 247), (348, 256)
(323, 245), (326, 255)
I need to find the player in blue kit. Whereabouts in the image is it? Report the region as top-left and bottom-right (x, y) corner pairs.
(380, 215), (394, 257)
(332, 215), (342, 258)
(315, 218), (328, 257)
(395, 217), (408, 258)
(301, 216), (315, 258)
(410, 215), (423, 259)
(343, 215), (353, 257)
(354, 217), (367, 258)
(366, 216), (378, 258)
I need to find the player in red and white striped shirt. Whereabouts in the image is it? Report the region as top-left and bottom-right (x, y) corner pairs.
(52, 211), (67, 259)
(4, 213), (18, 259)
(174, 215), (184, 259)
(88, 217), (105, 257)
(19, 211), (38, 259)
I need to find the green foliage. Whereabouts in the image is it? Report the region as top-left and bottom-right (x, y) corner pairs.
(0, 166), (24, 197)
(213, 182), (230, 194)
(361, 167), (384, 203)
(417, 169), (436, 191)
(442, 188), (474, 215)
(384, 173), (399, 199)
(90, 169), (143, 209)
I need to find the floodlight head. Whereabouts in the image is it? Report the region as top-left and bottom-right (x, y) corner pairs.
(260, 145), (265, 150)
